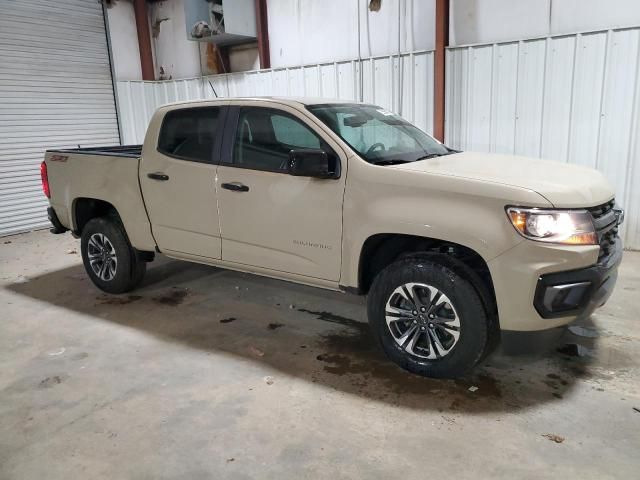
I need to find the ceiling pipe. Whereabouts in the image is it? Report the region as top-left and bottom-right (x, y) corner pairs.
(433, 0), (449, 142)
(255, 0), (271, 69)
(133, 0), (155, 80)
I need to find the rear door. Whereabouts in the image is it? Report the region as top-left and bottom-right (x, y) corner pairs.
(216, 103), (346, 281)
(140, 105), (226, 259)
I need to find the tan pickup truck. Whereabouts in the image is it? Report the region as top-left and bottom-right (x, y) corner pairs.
(41, 97), (624, 378)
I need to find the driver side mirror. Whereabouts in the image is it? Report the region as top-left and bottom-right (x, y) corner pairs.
(287, 149), (338, 179)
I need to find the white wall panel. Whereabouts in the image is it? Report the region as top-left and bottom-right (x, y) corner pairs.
(552, 0), (640, 36)
(117, 50), (435, 143)
(446, 27), (640, 249)
(625, 76), (640, 253)
(540, 35), (575, 162)
(303, 66), (321, 97)
(466, 45), (492, 151)
(451, 0), (640, 47)
(105, 0), (141, 80)
(267, 0), (435, 68)
(450, 0), (551, 47)
(491, 43), (518, 154)
(397, 53), (433, 133)
(337, 62), (358, 100)
(271, 69), (289, 96)
(597, 29), (640, 200)
(569, 33), (607, 169)
(372, 57), (393, 110)
(514, 39), (546, 158)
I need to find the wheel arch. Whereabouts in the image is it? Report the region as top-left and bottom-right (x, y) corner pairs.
(75, 200), (155, 263)
(354, 233), (500, 334)
(72, 197), (120, 235)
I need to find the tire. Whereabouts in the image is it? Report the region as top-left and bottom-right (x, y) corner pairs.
(80, 217), (146, 294)
(367, 255), (488, 379)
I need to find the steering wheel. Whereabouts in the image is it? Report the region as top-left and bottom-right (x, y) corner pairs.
(366, 142), (386, 156)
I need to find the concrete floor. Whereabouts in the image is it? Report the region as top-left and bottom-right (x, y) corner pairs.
(0, 230), (638, 479)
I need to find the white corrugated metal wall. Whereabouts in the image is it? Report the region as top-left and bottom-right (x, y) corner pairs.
(446, 27), (640, 249)
(116, 51), (435, 144)
(0, 0), (120, 236)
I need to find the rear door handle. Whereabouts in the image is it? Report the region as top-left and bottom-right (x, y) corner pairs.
(147, 172), (169, 181)
(221, 182), (249, 192)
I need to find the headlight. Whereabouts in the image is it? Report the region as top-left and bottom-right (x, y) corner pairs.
(506, 207), (597, 245)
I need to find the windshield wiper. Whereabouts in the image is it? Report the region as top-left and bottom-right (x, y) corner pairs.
(371, 149), (461, 166)
(370, 159), (414, 166)
(414, 151), (456, 161)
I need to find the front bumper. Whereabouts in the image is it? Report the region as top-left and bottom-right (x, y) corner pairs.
(500, 238), (622, 354)
(533, 238), (622, 320)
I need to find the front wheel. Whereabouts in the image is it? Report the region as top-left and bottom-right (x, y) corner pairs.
(367, 256), (488, 379)
(80, 217), (146, 294)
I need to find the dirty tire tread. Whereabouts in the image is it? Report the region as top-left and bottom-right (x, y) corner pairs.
(80, 217), (146, 294)
(367, 255), (488, 379)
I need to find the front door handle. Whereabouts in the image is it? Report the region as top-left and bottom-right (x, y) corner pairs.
(221, 182), (249, 192)
(147, 172), (169, 181)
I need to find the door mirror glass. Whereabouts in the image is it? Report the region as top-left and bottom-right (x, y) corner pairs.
(287, 149), (336, 178)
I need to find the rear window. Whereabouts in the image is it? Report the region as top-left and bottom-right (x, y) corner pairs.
(157, 107), (220, 162)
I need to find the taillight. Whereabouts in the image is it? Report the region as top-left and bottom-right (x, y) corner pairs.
(40, 161), (50, 198)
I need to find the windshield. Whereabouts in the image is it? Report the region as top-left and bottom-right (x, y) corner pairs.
(307, 103), (451, 165)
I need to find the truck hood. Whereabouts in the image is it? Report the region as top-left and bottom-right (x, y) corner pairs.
(392, 151), (615, 207)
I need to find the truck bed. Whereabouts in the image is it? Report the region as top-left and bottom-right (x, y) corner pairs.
(44, 146), (156, 251)
(46, 145), (143, 158)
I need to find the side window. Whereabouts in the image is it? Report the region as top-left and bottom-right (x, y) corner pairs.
(157, 107), (219, 162)
(232, 107), (325, 172)
(271, 114), (321, 149)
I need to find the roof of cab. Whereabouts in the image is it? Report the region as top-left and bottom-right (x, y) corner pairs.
(159, 96), (367, 109)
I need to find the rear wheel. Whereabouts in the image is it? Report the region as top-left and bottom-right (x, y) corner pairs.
(80, 217), (145, 294)
(367, 255), (488, 378)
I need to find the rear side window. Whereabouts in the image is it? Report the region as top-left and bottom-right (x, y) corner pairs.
(157, 107), (220, 162)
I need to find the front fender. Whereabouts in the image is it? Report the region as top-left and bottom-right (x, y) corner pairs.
(340, 157), (549, 287)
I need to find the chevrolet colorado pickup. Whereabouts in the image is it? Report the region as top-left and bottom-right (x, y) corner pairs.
(42, 97), (624, 378)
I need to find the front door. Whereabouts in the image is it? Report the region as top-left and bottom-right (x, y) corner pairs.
(140, 105), (225, 259)
(216, 104), (346, 281)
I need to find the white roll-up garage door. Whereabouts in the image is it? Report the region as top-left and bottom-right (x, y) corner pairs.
(0, 0), (120, 236)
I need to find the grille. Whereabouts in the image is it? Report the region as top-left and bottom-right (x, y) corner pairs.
(587, 199), (618, 261)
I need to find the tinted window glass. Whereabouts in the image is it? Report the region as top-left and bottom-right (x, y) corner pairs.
(158, 107), (219, 162)
(233, 107), (325, 172)
(271, 115), (321, 149)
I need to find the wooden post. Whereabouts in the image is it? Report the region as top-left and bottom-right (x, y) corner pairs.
(133, 0), (155, 80)
(433, 0), (449, 142)
(255, 0), (271, 69)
